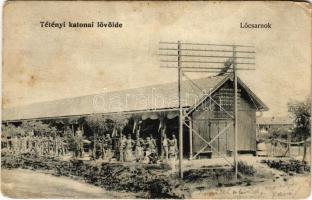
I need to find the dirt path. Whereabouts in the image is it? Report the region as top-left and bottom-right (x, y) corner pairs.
(1, 169), (138, 199)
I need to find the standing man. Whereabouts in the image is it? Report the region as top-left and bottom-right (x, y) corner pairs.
(168, 134), (178, 159)
(162, 134), (169, 161)
(74, 128), (84, 158)
(135, 137), (144, 162)
(150, 135), (157, 155)
(100, 135), (105, 160)
(104, 134), (112, 161)
(118, 134), (126, 162)
(125, 135), (134, 162)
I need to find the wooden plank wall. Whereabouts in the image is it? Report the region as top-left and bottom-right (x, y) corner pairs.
(191, 83), (257, 156)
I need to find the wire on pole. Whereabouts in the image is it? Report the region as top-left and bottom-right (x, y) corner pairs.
(159, 41), (256, 181)
(159, 41), (255, 48)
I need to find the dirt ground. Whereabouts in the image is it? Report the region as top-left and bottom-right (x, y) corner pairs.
(191, 174), (310, 199)
(188, 155), (311, 199)
(1, 169), (140, 199)
(1, 155), (310, 199)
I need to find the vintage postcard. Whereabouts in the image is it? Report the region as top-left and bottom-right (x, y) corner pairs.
(1, 1), (311, 199)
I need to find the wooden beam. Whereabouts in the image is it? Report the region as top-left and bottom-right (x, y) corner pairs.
(178, 40), (184, 178)
(233, 45), (238, 181)
(189, 116), (193, 160)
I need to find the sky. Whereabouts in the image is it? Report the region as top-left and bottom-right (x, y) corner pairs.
(3, 1), (311, 118)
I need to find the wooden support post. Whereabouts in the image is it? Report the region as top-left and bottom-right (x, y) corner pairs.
(217, 121), (220, 153)
(233, 45), (238, 181)
(287, 130), (291, 157)
(225, 121), (228, 152)
(189, 117), (193, 160)
(298, 145), (300, 156)
(159, 118), (163, 158)
(178, 40), (183, 178)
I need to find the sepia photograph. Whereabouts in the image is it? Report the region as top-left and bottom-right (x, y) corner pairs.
(1, 1), (311, 199)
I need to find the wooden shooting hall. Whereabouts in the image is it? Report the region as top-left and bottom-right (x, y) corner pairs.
(2, 74), (268, 158)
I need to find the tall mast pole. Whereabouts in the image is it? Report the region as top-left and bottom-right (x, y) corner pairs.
(233, 45), (238, 181)
(159, 41), (255, 178)
(178, 40), (183, 178)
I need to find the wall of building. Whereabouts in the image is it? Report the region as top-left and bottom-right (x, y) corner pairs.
(191, 82), (257, 156)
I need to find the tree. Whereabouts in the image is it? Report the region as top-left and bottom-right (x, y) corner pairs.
(85, 113), (129, 159)
(20, 120), (57, 137)
(288, 98), (311, 162)
(2, 124), (25, 138)
(270, 126), (291, 140)
(108, 114), (129, 135)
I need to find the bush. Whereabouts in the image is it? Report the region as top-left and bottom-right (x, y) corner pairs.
(261, 159), (309, 174)
(237, 161), (256, 176)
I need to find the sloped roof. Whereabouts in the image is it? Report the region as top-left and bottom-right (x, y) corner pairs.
(2, 74), (268, 121)
(257, 116), (293, 125)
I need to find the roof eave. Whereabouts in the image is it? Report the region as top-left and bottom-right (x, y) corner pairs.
(236, 77), (269, 111)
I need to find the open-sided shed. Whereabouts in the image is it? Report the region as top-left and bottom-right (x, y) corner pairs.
(2, 74), (268, 158)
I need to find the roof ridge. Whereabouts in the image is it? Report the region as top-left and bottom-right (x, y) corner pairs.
(4, 74), (229, 110)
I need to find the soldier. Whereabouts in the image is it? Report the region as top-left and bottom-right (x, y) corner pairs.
(76, 128), (84, 158)
(143, 137), (158, 164)
(59, 137), (66, 156)
(74, 134), (82, 158)
(161, 134), (169, 161)
(135, 137), (144, 162)
(98, 135), (105, 159)
(12, 136), (19, 155)
(48, 136), (54, 155)
(124, 135), (134, 162)
(42, 137), (49, 156)
(35, 136), (41, 156)
(149, 136), (157, 154)
(76, 127), (83, 137)
(19, 136), (24, 154)
(55, 136), (62, 156)
(118, 135), (126, 162)
(150, 135), (157, 154)
(104, 134), (112, 161)
(25, 135), (31, 153)
(168, 135), (178, 159)
(144, 137), (152, 157)
(29, 136), (37, 156)
(36, 136), (42, 157)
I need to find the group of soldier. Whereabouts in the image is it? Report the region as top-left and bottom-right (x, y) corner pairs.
(5, 135), (67, 157)
(117, 134), (178, 164)
(78, 130), (179, 164)
(4, 127), (178, 164)
(93, 133), (113, 161)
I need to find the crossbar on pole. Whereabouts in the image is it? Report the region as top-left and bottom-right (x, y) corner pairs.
(159, 48), (256, 54)
(159, 54), (255, 59)
(161, 66), (255, 71)
(159, 41), (255, 48)
(160, 60), (255, 65)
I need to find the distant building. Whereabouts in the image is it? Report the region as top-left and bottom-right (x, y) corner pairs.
(257, 116), (294, 135)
